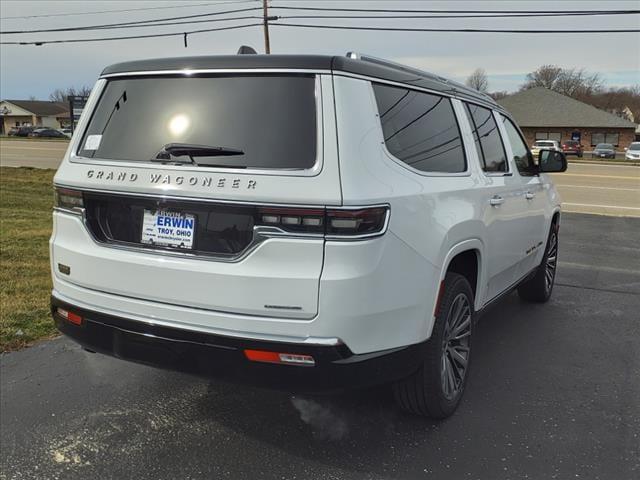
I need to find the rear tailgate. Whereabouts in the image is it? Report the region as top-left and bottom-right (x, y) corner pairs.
(52, 73), (340, 319)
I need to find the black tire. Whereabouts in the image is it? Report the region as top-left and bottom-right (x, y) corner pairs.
(393, 273), (474, 418)
(517, 220), (559, 303)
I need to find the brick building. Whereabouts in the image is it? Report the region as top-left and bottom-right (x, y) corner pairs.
(498, 87), (637, 151)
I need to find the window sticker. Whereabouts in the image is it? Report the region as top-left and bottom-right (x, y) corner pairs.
(84, 134), (102, 151)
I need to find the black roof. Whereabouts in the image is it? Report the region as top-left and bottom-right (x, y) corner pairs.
(101, 54), (499, 109)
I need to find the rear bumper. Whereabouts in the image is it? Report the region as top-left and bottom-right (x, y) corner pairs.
(51, 295), (426, 393)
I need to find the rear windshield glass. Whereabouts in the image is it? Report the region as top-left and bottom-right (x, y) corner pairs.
(596, 144), (613, 149)
(78, 74), (317, 169)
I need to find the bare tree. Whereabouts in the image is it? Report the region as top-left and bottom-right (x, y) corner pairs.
(465, 68), (489, 93)
(521, 65), (564, 90)
(521, 65), (603, 98)
(49, 86), (92, 103)
(28, 95), (36, 101)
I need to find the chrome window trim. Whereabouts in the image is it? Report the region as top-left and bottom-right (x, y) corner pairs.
(99, 68), (333, 78)
(70, 72), (326, 178)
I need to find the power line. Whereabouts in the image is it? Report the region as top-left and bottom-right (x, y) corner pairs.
(0, 0), (257, 20)
(273, 23), (640, 34)
(280, 11), (640, 19)
(1, 16), (262, 34)
(3, 7), (638, 36)
(272, 6), (640, 15)
(1, 7), (263, 34)
(0, 23), (262, 45)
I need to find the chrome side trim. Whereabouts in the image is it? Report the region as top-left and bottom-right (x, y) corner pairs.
(51, 290), (343, 346)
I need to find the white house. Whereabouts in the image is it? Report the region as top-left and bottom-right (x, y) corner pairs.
(0, 99), (70, 134)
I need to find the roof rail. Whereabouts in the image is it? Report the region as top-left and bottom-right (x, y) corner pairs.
(345, 51), (494, 102)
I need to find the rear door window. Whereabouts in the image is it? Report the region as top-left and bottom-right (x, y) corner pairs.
(372, 83), (466, 173)
(78, 74), (317, 169)
(464, 103), (508, 173)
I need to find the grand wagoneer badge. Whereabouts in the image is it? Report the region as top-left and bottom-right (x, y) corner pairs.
(86, 170), (257, 189)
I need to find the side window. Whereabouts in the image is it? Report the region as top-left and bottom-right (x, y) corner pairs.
(500, 114), (536, 175)
(464, 103), (508, 173)
(372, 83), (466, 173)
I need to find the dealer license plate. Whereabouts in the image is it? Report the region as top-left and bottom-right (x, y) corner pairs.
(141, 209), (196, 249)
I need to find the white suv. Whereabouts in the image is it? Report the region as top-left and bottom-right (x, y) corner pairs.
(50, 52), (567, 418)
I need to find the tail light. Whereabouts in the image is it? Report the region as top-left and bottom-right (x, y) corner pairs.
(54, 187), (84, 211)
(256, 206), (388, 238)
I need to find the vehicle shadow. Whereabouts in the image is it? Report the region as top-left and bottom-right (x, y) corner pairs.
(187, 291), (549, 477)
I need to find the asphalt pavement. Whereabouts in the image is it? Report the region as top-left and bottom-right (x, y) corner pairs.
(0, 139), (68, 169)
(1, 212), (639, 480)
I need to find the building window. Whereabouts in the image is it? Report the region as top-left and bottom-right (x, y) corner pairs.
(591, 132), (619, 146)
(535, 132), (562, 142)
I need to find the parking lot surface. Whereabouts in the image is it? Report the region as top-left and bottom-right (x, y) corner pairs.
(1, 212), (639, 480)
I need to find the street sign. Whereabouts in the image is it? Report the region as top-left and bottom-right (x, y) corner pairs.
(67, 95), (88, 134)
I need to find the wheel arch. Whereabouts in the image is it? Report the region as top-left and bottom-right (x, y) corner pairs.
(427, 239), (484, 338)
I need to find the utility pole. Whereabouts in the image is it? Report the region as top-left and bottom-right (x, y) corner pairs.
(262, 0), (271, 54)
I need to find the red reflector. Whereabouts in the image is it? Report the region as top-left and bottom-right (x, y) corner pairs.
(244, 349), (315, 366)
(57, 307), (83, 325)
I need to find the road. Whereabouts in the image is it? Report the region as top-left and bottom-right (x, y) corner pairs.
(1, 138), (638, 217)
(1, 213), (639, 480)
(0, 139), (68, 169)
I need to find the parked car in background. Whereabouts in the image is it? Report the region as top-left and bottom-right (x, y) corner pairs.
(561, 140), (583, 157)
(624, 142), (640, 160)
(59, 128), (73, 138)
(9, 126), (35, 137)
(28, 128), (67, 138)
(592, 143), (616, 159)
(531, 140), (561, 157)
(50, 52), (568, 419)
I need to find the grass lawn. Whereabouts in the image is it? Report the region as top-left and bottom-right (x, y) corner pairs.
(0, 167), (57, 351)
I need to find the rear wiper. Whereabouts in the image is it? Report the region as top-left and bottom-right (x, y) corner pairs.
(151, 143), (245, 166)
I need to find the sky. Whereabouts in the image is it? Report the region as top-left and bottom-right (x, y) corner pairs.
(1, 0), (639, 100)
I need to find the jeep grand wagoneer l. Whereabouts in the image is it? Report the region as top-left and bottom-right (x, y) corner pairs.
(50, 52), (567, 418)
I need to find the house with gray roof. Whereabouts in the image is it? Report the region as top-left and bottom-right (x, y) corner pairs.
(498, 87), (637, 151)
(0, 99), (70, 135)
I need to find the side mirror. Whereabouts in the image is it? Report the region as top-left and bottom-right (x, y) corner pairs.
(538, 149), (567, 173)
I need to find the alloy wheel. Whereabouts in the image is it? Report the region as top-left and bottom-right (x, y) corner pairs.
(545, 231), (558, 293)
(441, 293), (472, 400)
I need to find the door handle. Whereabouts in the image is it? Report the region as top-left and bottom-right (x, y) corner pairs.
(524, 191), (536, 200)
(489, 195), (505, 206)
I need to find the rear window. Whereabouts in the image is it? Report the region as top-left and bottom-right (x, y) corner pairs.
(78, 74), (317, 169)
